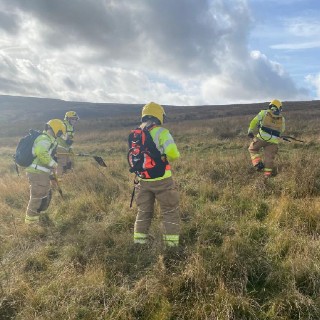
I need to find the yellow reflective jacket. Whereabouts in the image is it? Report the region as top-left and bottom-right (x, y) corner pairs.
(142, 126), (180, 181)
(26, 132), (58, 174)
(248, 110), (285, 144)
(57, 120), (74, 150)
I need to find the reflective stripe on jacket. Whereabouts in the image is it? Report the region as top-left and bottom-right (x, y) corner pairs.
(248, 110), (285, 144)
(142, 126), (180, 181)
(26, 132), (58, 174)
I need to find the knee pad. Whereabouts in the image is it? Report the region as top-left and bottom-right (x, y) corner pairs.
(38, 190), (52, 212)
(66, 162), (72, 170)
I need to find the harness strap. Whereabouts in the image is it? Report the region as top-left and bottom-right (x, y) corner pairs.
(260, 126), (280, 137)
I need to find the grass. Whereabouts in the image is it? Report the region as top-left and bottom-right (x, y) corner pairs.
(1, 99), (320, 319)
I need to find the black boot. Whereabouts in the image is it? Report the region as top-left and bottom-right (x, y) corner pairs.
(254, 162), (265, 172)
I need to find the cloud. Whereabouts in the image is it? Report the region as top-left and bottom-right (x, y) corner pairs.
(201, 50), (308, 104)
(271, 18), (320, 50)
(271, 41), (320, 50)
(306, 74), (320, 99)
(0, 0), (311, 105)
(0, 10), (19, 34)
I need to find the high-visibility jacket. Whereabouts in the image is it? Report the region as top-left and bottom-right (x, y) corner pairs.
(57, 120), (74, 150)
(26, 132), (58, 174)
(142, 126), (180, 181)
(248, 110), (285, 144)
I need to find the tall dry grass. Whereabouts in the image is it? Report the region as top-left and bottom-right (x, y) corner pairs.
(1, 102), (320, 319)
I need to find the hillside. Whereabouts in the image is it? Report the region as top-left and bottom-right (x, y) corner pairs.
(1, 96), (320, 319)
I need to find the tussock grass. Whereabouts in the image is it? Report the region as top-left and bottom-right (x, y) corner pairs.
(1, 101), (320, 319)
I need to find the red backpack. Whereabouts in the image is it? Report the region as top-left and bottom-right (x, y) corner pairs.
(128, 125), (168, 179)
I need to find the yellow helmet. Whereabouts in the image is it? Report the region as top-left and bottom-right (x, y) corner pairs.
(46, 119), (67, 138)
(141, 102), (166, 124)
(64, 111), (79, 120)
(269, 99), (282, 110)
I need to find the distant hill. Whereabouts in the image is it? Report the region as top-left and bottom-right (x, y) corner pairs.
(0, 94), (319, 136)
(0, 95), (143, 122)
(0, 94), (319, 120)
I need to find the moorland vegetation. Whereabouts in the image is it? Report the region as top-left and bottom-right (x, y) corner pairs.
(1, 97), (320, 319)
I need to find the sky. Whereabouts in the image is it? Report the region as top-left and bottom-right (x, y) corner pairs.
(0, 0), (319, 106)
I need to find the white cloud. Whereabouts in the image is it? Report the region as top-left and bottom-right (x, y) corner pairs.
(201, 49), (308, 104)
(271, 41), (320, 50)
(271, 18), (320, 50)
(306, 74), (320, 99)
(286, 19), (320, 38)
(0, 0), (311, 105)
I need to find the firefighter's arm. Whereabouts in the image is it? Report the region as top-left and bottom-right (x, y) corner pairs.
(161, 130), (180, 162)
(56, 136), (69, 148)
(34, 140), (57, 168)
(248, 115), (259, 133)
(248, 111), (265, 134)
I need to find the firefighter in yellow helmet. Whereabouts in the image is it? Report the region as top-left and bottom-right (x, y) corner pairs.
(56, 111), (79, 175)
(248, 99), (285, 178)
(128, 102), (181, 247)
(25, 119), (66, 225)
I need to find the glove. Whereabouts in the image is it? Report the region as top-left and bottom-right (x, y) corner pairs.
(65, 139), (74, 146)
(248, 132), (254, 139)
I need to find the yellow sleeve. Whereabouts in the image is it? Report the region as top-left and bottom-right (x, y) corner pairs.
(159, 129), (180, 162)
(248, 110), (265, 133)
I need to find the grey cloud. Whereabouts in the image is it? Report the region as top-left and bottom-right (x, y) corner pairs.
(0, 75), (51, 97)
(0, 11), (19, 34)
(63, 77), (77, 90)
(0, 53), (53, 97)
(247, 53), (309, 99)
(2, 0), (251, 76)
(2, 0), (142, 57)
(0, 0), (310, 104)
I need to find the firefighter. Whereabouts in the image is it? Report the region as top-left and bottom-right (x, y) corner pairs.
(248, 99), (285, 178)
(56, 111), (79, 175)
(131, 102), (180, 247)
(25, 119), (66, 225)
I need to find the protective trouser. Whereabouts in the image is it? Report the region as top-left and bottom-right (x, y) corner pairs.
(25, 172), (52, 224)
(56, 150), (73, 176)
(248, 138), (278, 177)
(134, 177), (180, 246)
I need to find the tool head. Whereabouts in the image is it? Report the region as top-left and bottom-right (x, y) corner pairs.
(93, 156), (107, 167)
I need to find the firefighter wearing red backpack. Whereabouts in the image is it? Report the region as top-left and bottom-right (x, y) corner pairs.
(128, 102), (180, 247)
(25, 119), (66, 225)
(248, 99), (286, 178)
(56, 111), (79, 175)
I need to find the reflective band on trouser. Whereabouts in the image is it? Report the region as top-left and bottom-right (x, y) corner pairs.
(30, 164), (51, 173)
(134, 232), (148, 244)
(251, 156), (262, 166)
(264, 168), (272, 177)
(163, 234), (179, 247)
(25, 214), (40, 224)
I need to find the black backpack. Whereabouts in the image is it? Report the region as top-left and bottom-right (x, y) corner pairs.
(14, 129), (42, 167)
(128, 125), (168, 179)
